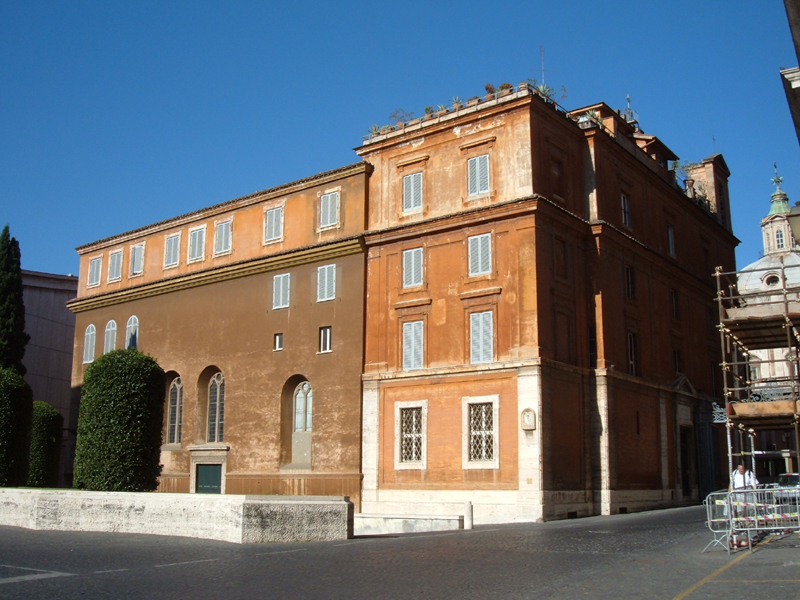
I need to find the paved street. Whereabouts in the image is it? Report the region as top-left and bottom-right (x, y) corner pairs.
(0, 506), (798, 599)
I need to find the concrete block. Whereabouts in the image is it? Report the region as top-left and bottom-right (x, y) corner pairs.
(354, 513), (463, 535)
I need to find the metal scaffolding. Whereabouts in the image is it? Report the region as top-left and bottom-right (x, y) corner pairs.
(715, 259), (800, 482)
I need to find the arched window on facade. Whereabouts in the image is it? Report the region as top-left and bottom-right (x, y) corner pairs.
(294, 381), (313, 432)
(207, 373), (225, 443)
(167, 377), (183, 444)
(126, 315), (139, 349)
(83, 324), (96, 363)
(104, 320), (117, 354)
(777, 229), (785, 250)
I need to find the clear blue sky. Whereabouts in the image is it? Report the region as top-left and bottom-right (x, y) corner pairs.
(2, 1), (797, 275)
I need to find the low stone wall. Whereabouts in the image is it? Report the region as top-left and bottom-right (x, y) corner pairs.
(0, 489), (353, 543)
(355, 513), (463, 535)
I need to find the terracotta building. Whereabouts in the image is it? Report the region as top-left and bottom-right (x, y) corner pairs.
(68, 163), (370, 504)
(356, 86), (737, 522)
(68, 83), (737, 522)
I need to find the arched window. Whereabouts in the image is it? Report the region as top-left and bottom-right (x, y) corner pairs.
(126, 315), (139, 349)
(104, 320), (116, 354)
(777, 229), (785, 250)
(294, 381), (313, 432)
(167, 378), (183, 445)
(207, 373), (225, 443)
(83, 324), (96, 363)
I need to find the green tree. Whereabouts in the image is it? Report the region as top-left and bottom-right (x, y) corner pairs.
(27, 401), (63, 487)
(0, 225), (30, 376)
(73, 350), (166, 491)
(0, 367), (33, 486)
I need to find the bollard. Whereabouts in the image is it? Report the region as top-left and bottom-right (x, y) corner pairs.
(464, 501), (473, 530)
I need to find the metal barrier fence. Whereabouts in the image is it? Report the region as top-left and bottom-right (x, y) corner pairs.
(703, 488), (800, 554)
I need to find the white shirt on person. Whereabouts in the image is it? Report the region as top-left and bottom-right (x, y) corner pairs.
(730, 469), (758, 490)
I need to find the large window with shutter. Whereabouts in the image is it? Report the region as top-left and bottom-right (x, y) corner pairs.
(167, 377), (183, 445)
(188, 226), (206, 263)
(468, 233), (492, 276)
(108, 250), (123, 281)
(461, 395), (499, 469)
(402, 248), (423, 288)
(272, 273), (290, 309)
(130, 244), (145, 276)
(88, 256), (102, 287)
(317, 264), (336, 302)
(468, 154), (490, 196)
(207, 373), (225, 443)
(470, 310), (493, 364)
(83, 324), (96, 363)
(103, 320), (116, 354)
(214, 220), (232, 256)
(402, 320), (423, 371)
(403, 172), (423, 212)
(319, 192), (339, 229)
(164, 234), (180, 268)
(264, 206), (283, 243)
(126, 315), (139, 349)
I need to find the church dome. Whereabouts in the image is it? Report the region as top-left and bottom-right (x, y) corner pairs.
(737, 252), (800, 293)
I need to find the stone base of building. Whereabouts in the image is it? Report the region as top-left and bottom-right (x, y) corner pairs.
(0, 488), (353, 543)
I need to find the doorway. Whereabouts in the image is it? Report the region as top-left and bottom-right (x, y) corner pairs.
(196, 464), (222, 494)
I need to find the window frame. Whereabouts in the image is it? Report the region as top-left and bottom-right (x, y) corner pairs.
(213, 218), (233, 257)
(318, 190), (340, 230)
(319, 326), (332, 353)
(163, 233), (181, 269)
(467, 154), (490, 197)
(293, 381), (313, 432)
(627, 332), (639, 376)
(777, 229), (785, 250)
(129, 243), (145, 277)
(468, 233), (492, 277)
(83, 324), (96, 364)
(108, 249), (123, 282)
(670, 288), (680, 320)
(207, 372), (225, 443)
(188, 225), (207, 264)
(103, 320), (117, 354)
(621, 192), (632, 228)
(167, 377), (183, 446)
(462, 395), (500, 470)
(402, 172), (423, 213)
(272, 273), (291, 309)
(394, 399), (428, 471)
(316, 264), (336, 302)
(87, 256), (102, 288)
(402, 320), (424, 371)
(469, 310), (494, 365)
(667, 224), (676, 257)
(625, 265), (636, 300)
(263, 204), (285, 245)
(273, 332), (283, 352)
(125, 315), (139, 349)
(402, 247), (424, 288)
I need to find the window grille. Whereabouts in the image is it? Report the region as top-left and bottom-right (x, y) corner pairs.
(294, 381), (313, 432)
(402, 248), (423, 287)
(621, 193), (632, 227)
(167, 378), (183, 444)
(207, 373), (225, 443)
(265, 206), (283, 242)
(126, 315), (138, 349)
(317, 264), (336, 301)
(108, 251), (123, 281)
(470, 310), (493, 364)
(319, 326), (332, 353)
(130, 244), (144, 276)
(273, 273), (290, 309)
(400, 407), (423, 462)
(214, 220), (232, 255)
(402, 320), (423, 370)
(319, 192), (339, 228)
(83, 324), (96, 363)
(188, 227), (205, 262)
(469, 402), (494, 461)
(164, 235), (180, 267)
(468, 233), (491, 276)
(104, 320), (116, 354)
(468, 154), (490, 196)
(88, 257), (102, 287)
(403, 172), (423, 211)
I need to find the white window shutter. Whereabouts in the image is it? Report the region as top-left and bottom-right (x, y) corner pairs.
(326, 265), (335, 299)
(403, 250), (413, 287)
(403, 176), (412, 211)
(481, 311), (493, 362)
(478, 155), (489, 193)
(413, 173), (422, 208)
(468, 157), (478, 196)
(403, 322), (413, 370)
(413, 249), (422, 285)
(480, 234), (491, 273)
(317, 267), (326, 301)
(470, 313), (481, 364)
(468, 236), (480, 275)
(412, 321), (423, 369)
(282, 274), (290, 307)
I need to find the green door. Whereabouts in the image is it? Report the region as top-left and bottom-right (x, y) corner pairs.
(196, 464), (222, 494)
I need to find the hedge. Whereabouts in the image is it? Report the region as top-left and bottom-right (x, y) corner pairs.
(27, 401), (63, 487)
(73, 349), (166, 491)
(0, 367), (33, 486)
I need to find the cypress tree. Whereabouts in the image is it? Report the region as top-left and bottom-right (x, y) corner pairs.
(0, 225), (30, 376)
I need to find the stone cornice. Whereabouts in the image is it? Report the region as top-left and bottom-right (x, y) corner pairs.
(68, 237), (364, 313)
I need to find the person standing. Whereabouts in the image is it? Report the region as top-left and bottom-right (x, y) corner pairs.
(730, 463), (758, 490)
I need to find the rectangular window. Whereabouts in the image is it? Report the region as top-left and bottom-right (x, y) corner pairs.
(468, 233), (491, 276)
(468, 154), (490, 196)
(667, 224), (676, 256)
(319, 192), (339, 229)
(670, 288), (680, 319)
(627, 332), (638, 376)
(317, 264), (336, 302)
(625, 265), (635, 299)
(264, 206), (283, 242)
(621, 193), (632, 227)
(214, 220), (232, 255)
(402, 320), (424, 371)
(470, 310), (494, 364)
(130, 244), (144, 276)
(673, 348), (682, 373)
(402, 248), (423, 288)
(319, 326), (332, 353)
(274, 333), (283, 351)
(164, 234), (180, 268)
(403, 172), (423, 212)
(400, 407), (423, 462)
(273, 273), (290, 309)
(88, 256), (102, 287)
(108, 251), (122, 282)
(188, 226), (206, 263)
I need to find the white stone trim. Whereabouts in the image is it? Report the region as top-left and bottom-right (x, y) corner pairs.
(188, 444), (229, 494)
(394, 399), (427, 471)
(361, 380), (380, 505)
(462, 394), (499, 470)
